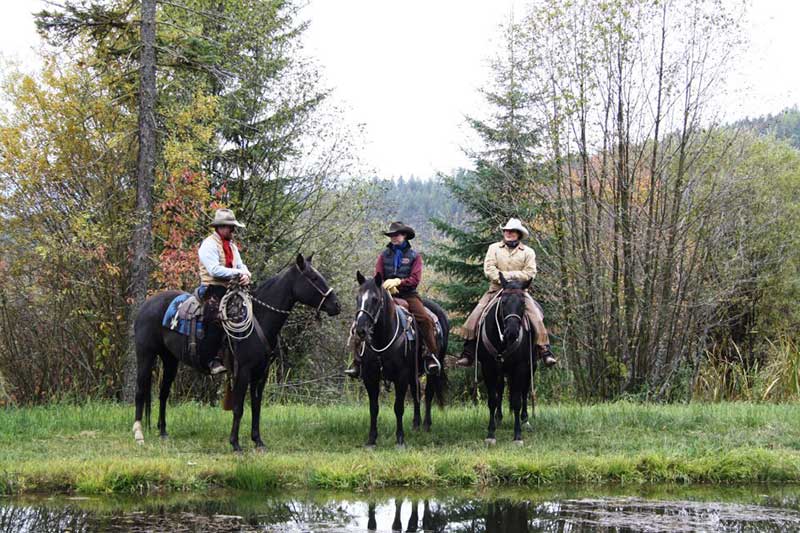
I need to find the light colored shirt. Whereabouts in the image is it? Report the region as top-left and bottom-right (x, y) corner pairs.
(198, 234), (250, 281)
(484, 241), (537, 291)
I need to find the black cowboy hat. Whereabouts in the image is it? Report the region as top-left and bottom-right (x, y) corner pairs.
(383, 221), (415, 240)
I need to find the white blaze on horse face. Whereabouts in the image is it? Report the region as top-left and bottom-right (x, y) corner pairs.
(359, 291), (369, 313)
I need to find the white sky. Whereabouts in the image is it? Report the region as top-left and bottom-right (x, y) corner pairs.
(2, 0), (799, 178)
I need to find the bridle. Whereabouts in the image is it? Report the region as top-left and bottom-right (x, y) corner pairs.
(251, 265), (334, 319)
(353, 283), (403, 353)
(496, 289), (525, 344)
(480, 288), (526, 359)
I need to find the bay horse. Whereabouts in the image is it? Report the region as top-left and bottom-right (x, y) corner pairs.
(477, 273), (536, 445)
(353, 270), (448, 448)
(132, 254), (340, 452)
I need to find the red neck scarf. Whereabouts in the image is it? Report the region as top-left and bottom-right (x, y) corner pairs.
(216, 230), (234, 268)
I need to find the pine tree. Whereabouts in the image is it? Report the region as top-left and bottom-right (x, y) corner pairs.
(428, 21), (543, 322)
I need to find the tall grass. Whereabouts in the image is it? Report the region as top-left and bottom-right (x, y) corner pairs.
(694, 337), (800, 402)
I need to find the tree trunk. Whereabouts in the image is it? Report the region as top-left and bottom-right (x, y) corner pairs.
(123, 0), (158, 402)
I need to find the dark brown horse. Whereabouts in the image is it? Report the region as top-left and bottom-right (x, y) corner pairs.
(353, 271), (448, 448)
(132, 254), (340, 452)
(477, 273), (536, 445)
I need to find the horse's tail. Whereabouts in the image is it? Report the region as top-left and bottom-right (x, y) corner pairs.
(430, 369), (448, 408)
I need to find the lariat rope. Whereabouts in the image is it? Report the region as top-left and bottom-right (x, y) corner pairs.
(219, 287), (255, 341)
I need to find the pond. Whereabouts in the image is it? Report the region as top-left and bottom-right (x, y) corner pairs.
(3, 485), (800, 532)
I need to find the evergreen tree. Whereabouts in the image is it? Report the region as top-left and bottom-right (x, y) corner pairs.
(427, 21), (543, 321)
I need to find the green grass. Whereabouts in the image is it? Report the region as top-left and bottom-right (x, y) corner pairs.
(2, 401), (800, 494)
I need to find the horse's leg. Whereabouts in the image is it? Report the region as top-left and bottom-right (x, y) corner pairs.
(157, 355), (178, 439)
(407, 499), (419, 532)
(365, 375), (380, 447)
(422, 375), (434, 432)
(495, 377), (504, 426)
(228, 368), (250, 453)
(133, 345), (157, 445)
(410, 373), (421, 431)
(483, 364), (498, 444)
(394, 377), (408, 448)
(250, 361), (268, 449)
(510, 370), (525, 444)
(392, 499), (403, 532)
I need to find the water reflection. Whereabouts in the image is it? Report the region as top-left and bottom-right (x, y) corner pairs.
(4, 486), (800, 532)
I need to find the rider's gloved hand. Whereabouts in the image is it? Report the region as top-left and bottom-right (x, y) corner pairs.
(382, 278), (401, 295)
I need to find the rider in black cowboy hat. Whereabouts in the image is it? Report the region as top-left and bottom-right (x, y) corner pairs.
(346, 221), (440, 378)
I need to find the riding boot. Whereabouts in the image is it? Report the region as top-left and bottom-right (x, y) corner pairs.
(344, 360), (361, 379)
(538, 344), (557, 367)
(344, 346), (363, 379)
(456, 338), (477, 367)
(209, 353), (226, 375)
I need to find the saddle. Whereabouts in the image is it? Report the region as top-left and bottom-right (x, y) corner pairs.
(392, 297), (444, 350)
(162, 293), (206, 360)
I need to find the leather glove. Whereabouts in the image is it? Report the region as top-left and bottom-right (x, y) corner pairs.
(382, 278), (402, 291)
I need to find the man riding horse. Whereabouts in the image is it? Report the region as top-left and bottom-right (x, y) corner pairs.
(198, 208), (251, 375)
(345, 221), (440, 377)
(456, 218), (557, 368)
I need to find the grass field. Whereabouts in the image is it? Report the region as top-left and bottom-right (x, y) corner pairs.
(2, 401), (800, 494)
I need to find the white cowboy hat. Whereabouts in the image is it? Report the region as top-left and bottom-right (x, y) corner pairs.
(210, 208), (245, 228)
(500, 218), (529, 239)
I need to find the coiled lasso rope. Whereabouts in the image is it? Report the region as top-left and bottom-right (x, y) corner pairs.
(219, 287), (254, 341)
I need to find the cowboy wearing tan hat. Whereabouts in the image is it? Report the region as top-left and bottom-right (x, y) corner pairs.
(455, 218), (556, 367)
(345, 221), (440, 378)
(198, 208), (252, 374)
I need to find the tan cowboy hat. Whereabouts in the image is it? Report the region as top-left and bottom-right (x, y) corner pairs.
(210, 208), (245, 228)
(501, 218), (529, 239)
(383, 221), (415, 240)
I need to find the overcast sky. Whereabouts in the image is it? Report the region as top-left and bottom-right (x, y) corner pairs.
(2, 0), (799, 178)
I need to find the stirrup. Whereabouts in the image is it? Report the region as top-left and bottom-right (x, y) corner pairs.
(424, 354), (441, 375)
(209, 360), (226, 375)
(344, 365), (361, 379)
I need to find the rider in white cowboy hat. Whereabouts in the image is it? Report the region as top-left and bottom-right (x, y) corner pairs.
(198, 208), (252, 375)
(455, 218), (556, 367)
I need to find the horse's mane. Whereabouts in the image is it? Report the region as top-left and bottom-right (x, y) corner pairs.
(253, 270), (289, 298)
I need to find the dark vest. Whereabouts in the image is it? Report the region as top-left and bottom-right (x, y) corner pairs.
(381, 245), (418, 296)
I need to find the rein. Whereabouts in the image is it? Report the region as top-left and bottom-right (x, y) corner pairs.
(480, 290), (525, 360)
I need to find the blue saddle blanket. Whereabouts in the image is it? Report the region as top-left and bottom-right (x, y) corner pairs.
(162, 293), (204, 337)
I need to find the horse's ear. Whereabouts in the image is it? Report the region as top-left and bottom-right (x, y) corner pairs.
(374, 271), (383, 286)
(356, 270), (366, 285)
(306, 252), (314, 263)
(522, 277), (532, 289)
(499, 272), (508, 288)
(296, 253), (306, 270)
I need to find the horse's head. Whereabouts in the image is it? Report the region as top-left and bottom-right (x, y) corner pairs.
(354, 270), (387, 344)
(291, 254), (341, 317)
(499, 272), (530, 344)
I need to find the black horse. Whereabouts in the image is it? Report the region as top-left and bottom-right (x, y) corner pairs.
(132, 254), (340, 452)
(353, 271), (448, 448)
(477, 273), (536, 445)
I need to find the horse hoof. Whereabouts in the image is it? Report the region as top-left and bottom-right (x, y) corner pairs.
(523, 421), (533, 432)
(423, 424), (431, 433)
(412, 424), (420, 432)
(485, 438), (497, 447)
(254, 445), (267, 454)
(513, 439), (524, 447)
(396, 443), (406, 450)
(132, 421), (144, 445)
(364, 444), (377, 451)
(160, 434), (169, 441)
